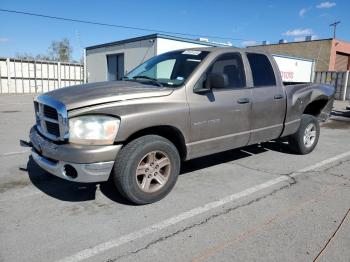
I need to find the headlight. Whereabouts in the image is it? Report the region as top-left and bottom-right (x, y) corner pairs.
(69, 115), (120, 145)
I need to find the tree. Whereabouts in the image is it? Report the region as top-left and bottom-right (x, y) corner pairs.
(35, 54), (51, 61)
(15, 38), (75, 62)
(15, 52), (35, 60)
(48, 38), (73, 62)
(15, 52), (53, 61)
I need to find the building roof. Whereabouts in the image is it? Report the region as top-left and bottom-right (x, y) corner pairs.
(86, 33), (223, 50)
(249, 38), (333, 47)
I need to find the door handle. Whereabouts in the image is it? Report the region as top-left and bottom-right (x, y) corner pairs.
(237, 97), (250, 104)
(274, 94), (284, 100)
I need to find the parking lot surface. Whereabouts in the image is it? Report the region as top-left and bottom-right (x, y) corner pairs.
(0, 95), (349, 262)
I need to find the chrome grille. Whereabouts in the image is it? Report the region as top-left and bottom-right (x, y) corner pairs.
(45, 121), (60, 136)
(43, 105), (58, 120)
(34, 96), (68, 141)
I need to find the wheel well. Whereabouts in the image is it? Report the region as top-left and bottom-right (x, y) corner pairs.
(303, 99), (328, 117)
(124, 126), (187, 160)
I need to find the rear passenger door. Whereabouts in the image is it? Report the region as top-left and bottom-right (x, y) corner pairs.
(246, 53), (286, 144)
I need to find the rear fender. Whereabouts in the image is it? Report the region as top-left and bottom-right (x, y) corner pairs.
(281, 83), (334, 137)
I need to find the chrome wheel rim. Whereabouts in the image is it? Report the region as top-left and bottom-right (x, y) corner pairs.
(303, 123), (316, 148)
(135, 151), (171, 193)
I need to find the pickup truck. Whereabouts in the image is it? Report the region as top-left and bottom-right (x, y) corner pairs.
(23, 47), (335, 204)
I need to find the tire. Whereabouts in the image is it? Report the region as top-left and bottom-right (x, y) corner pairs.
(113, 135), (180, 205)
(289, 114), (320, 155)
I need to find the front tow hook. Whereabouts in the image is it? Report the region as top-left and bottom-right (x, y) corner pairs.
(20, 139), (33, 148)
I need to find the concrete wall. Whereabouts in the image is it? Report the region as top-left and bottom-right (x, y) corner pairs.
(248, 39), (333, 72)
(86, 39), (156, 83)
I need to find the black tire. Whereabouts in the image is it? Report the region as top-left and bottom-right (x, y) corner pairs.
(289, 114), (320, 155)
(113, 135), (180, 205)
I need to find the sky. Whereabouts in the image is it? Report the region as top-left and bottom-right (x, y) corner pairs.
(0, 0), (349, 61)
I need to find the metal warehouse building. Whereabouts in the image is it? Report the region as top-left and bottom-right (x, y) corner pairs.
(85, 34), (224, 83)
(248, 38), (350, 72)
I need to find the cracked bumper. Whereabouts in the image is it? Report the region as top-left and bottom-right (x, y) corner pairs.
(31, 149), (115, 182)
(29, 126), (122, 182)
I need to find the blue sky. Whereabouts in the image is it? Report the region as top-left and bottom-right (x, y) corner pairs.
(0, 0), (349, 61)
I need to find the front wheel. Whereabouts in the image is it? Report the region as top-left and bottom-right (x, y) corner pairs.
(113, 135), (180, 205)
(289, 114), (320, 154)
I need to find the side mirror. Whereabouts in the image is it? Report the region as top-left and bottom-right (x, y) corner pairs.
(205, 73), (228, 89)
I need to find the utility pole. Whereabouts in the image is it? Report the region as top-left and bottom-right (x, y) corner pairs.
(329, 21), (341, 39)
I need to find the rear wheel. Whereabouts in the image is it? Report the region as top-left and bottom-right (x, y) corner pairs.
(113, 135), (180, 205)
(289, 114), (320, 154)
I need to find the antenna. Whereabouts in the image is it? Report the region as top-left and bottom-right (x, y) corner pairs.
(329, 21), (341, 39)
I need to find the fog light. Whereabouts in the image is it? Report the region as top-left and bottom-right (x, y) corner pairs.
(63, 164), (78, 179)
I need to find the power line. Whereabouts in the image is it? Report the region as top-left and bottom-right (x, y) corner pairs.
(0, 8), (249, 42)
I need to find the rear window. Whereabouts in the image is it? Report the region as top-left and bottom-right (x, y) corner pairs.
(247, 53), (276, 87)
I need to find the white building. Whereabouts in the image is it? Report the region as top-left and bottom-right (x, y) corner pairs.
(85, 34), (224, 83)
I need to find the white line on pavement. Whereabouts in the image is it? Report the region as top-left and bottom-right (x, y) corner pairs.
(56, 150), (350, 262)
(0, 149), (30, 157)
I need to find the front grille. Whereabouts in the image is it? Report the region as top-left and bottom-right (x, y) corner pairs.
(34, 101), (39, 112)
(45, 121), (60, 136)
(43, 105), (58, 120)
(34, 99), (66, 141)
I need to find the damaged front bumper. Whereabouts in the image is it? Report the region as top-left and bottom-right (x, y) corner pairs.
(23, 127), (122, 183)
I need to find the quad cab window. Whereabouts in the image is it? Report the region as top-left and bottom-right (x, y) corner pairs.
(246, 53), (276, 87)
(208, 53), (246, 88)
(194, 52), (246, 91)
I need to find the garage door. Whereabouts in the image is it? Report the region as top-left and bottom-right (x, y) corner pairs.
(335, 52), (349, 71)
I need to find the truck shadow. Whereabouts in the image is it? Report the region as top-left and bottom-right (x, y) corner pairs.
(26, 156), (130, 204)
(180, 140), (293, 175)
(26, 140), (294, 205)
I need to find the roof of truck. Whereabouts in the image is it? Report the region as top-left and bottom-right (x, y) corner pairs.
(163, 46), (269, 54)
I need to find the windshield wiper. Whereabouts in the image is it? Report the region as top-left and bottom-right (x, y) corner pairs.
(132, 76), (163, 87)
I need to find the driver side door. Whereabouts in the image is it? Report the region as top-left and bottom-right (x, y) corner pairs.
(186, 52), (252, 159)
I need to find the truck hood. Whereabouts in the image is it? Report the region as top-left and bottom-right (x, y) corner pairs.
(41, 81), (173, 110)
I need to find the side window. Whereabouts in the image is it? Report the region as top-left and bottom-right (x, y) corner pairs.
(209, 53), (246, 88)
(246, 53), (276, 87)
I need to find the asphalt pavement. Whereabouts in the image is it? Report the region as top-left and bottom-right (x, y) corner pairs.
(0, 95), (349, 262)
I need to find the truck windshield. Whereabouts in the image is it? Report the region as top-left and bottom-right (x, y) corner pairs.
(124, 50), (209, 87)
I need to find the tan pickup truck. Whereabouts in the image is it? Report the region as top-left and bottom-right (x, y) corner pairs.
(22, 47), (334, 204)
